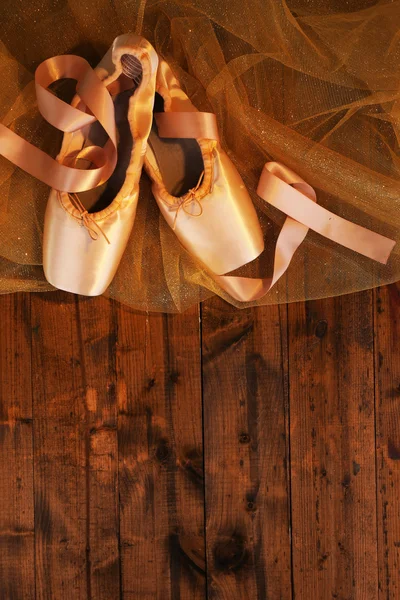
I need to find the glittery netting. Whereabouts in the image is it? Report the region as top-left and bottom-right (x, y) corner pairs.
(0, 0), (399, 311)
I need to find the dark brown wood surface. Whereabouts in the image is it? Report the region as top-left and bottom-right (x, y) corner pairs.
(0, 286), (399, 599)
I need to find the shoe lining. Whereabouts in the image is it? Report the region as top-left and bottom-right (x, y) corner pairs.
(147, 93), (204, 198)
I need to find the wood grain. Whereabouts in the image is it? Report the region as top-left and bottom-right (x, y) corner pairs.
(116, 305), (205, 600)
(0, 294), (35, 600)
(201, 298), (292, 600)
(288, 293), (378, 599)
(31, 292), (120, 600)
(1, 280), (398, 599)
(374, 283), (400, 599)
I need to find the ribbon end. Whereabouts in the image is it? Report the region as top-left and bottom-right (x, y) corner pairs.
(377, 239), (396, 265)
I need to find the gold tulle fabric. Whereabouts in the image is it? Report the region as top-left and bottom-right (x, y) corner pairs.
(0, 0), (399, 312)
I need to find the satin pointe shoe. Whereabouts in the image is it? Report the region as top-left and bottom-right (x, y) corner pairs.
(143, 60), (395, 303)
(144, 59), (265, 277)
(42, 35), (159, 295)
(0, 34), (157, 296)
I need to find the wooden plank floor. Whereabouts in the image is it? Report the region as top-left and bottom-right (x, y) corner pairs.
(1, 286), (399, 599)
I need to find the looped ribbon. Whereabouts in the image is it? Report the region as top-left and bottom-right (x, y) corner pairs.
(156, 111), (396, 303)
(170, 171), (205, 230)
(218, 161), (396, 302)
(0, 54), (117, 193)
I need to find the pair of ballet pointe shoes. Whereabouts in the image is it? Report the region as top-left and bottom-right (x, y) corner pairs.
(0, 34), (395, 302)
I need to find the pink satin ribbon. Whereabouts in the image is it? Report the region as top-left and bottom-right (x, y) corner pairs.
(0, 55), (117, 192)
(155, 111), (220, 142)
(257, 163), (395, 265)
(215, 162), (396, 302)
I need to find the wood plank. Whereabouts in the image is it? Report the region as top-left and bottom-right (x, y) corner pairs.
(31, 292), (120, 599)
(116, 306), (205, 600)
(374, 283), (400, 598)
(0, 293), (35, 600)
(201, 298), (292, 600)
(288, 293), (378, 599)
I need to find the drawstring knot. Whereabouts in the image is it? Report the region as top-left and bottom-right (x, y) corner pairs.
(171, 171), (205, 230)
(58, 191), (111, 244)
